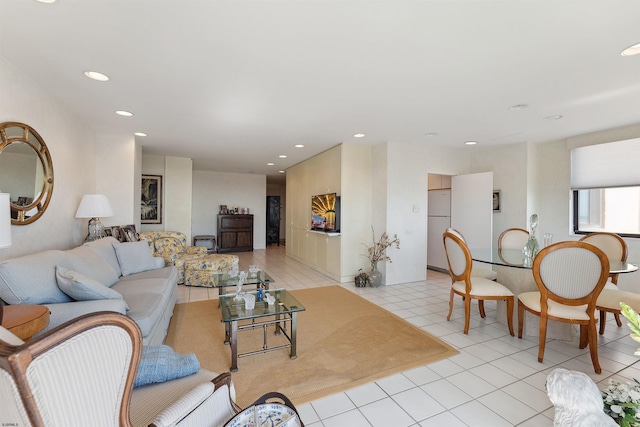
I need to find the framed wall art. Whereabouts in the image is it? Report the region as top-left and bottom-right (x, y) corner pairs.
(141, 175), (162, 224)
(493, 190), (501, 212)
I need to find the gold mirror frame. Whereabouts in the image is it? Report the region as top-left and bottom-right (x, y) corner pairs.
(0, 122), (54, 225)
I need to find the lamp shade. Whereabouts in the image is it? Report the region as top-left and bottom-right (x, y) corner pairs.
(0, 193), (12, 248)
(75, 194), (114, 219)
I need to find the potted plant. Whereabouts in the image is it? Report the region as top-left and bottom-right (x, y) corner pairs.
(362, 228), (400, 287)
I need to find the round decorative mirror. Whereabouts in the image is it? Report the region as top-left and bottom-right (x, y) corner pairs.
(0, 122), (54, 225)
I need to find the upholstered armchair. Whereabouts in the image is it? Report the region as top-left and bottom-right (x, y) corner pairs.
(139, 231), (208, 284)
(0, 311), (240, 427)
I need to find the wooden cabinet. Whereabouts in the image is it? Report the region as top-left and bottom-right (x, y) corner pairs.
(217, 214), (254, 253)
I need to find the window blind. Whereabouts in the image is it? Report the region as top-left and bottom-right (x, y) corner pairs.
(570, 137), (640, 189)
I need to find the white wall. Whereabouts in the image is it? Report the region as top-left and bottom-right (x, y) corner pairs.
(96, 134), (137, 228)
(470, 142), (529, 243)
(192, 170), (266, 249)
(341, 144), (373, 280)
(165, 156), (193, 243)
(0, 58), (95, 258)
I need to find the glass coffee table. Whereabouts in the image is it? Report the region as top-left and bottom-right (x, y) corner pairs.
(209, 271), (274, 299)
(219, 289), (305, 371)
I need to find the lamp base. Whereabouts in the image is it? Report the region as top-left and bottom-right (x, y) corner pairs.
(85, 217), (104, 242)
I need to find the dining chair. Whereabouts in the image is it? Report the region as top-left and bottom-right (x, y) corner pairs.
(498, 227), (529, 250)
(579, 232), (638, 334)
(517, 241), (609, 374)
(446, 228), (498, 281)
(443, 229), (515, 335)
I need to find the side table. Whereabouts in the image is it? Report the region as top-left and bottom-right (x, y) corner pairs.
(193, 235), (217, 253)
(2, 304), (50, 340)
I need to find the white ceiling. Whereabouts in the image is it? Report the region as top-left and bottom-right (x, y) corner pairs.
(1, 1), (639, 185)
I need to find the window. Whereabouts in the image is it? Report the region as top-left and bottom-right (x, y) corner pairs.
(573, 187), (640, 237)
(571, 138), (640, 237)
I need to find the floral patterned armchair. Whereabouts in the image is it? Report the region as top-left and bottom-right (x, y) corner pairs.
(139, 231), (208, 284)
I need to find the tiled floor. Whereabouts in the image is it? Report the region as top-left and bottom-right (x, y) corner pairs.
(176, 246), (640, 426)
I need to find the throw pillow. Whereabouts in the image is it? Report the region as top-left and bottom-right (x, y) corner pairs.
(56, 266), (127, 306)
(134, 345), (200, 388)
(112, 241), (159, 276)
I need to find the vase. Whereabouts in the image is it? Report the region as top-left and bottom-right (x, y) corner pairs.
(525, 213), (540, 258)
(368, 262), (383, 287)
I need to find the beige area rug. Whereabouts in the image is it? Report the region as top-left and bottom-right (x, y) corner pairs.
(165, 286), (458, 406)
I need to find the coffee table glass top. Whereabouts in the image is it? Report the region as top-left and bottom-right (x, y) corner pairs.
(209, 270), (274, 288)
(219, 289), (305, 322)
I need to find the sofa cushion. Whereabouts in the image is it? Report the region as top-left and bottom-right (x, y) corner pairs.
(55, 266), (127, 308)
(0, 250), (72, 304)
(116, 266), (176, 282)
(83, 237), (122, 277)
(113, 241), (159, 276)
(65, 245), (120, 287)
(124, 293), (164, 337)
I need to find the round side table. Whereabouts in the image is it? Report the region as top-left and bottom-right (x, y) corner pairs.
(2, 304), (50, 340)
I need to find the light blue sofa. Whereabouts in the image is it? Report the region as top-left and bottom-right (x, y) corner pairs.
(0, 237), (177, 346)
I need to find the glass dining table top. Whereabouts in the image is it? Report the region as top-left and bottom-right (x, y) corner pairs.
(470, 248), (639, 274)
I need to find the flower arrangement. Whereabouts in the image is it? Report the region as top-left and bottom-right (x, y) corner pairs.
(621, 302), (640, 356)
(363, 227), (400, 266)
(602, 378), (640, 427)
(600, 302), (640, 426)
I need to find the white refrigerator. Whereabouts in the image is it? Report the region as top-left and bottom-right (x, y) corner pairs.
(427, 189), (451, 272)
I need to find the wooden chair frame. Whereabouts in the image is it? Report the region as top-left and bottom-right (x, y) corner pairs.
(498, 227), (529, 250)
(518, 241), (609, 374)
(579, 232), (628, 334)
(443, 230), (515, 335)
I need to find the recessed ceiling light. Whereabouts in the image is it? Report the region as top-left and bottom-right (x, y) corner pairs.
(465, 141), (478, 145)
(508, 104), (528, 110)
(353, 133), (365, 138)
(116, 110), (133, 117)
(84, 71), (109, 81)
(36, 0), (56, 3)
(267, 162), (275, 166)
(134, 132), (147, 137)
(544, 115), (563, 120)
(621, 42), (640, 56)
(278, 155), (287, 158)
(424, 132), (439, 137)
(279, 170), (285, 174)
(294, 144), (304, 148)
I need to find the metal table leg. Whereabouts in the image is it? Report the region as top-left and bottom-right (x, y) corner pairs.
(230, 320), (238, 372)
(290, 312), (298, 359)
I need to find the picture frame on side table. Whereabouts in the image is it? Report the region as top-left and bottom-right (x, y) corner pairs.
(122, 224), (139, 242)
(110, 226), (127, 242)
(493, 190), (501, 212)
(141, 175), (162, 224)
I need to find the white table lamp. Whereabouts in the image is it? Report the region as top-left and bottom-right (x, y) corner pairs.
(0, 193), (12, 248)
(75, 194), (114, 241)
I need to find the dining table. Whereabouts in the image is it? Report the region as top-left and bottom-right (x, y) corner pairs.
(470, 248), (639, 339)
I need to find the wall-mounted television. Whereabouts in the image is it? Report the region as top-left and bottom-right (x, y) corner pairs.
(311, 193), (340, 232)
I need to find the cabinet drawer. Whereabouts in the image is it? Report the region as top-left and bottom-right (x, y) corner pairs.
(220, 217), (253, 229)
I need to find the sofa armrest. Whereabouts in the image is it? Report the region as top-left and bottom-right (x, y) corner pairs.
(43, 300), (128, 335)
(150, 372), (240, 427)
(184, 246), (208, 255)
